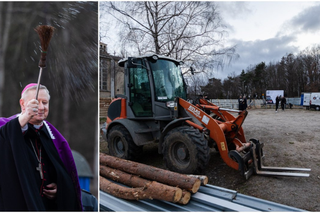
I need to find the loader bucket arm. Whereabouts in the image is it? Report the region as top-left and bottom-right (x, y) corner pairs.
(177, 98), (311, 179)
(198, 98), (247, 142)
(177, 98), (243, 171)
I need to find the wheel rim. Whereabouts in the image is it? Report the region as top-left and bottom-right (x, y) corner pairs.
(171, 141), (190, 166)
(113, 136), (125, 156)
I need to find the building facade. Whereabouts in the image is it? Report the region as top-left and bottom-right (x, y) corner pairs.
(100, 42), (124, 117)
(100, 42), (124, 99)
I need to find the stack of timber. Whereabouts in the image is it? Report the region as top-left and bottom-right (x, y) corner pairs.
(100, 153), (208, 205)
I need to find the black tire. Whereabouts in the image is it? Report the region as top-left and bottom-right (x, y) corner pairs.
(162, 126), (210, 174)
(107, 125), (143, 160)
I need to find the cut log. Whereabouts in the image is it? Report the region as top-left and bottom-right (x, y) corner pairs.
(100, 176), (148, 201)
(187, 174), (208, 185)
(178, 190), (191, 205)
(100, 165), (182, 203)
(100, 153), (201, 193)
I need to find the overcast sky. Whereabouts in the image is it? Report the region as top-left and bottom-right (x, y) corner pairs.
(214, 1), (320, 80)
(100, 1), (320, 80)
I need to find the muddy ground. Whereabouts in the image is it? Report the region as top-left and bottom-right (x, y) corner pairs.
(100, 108), (320, 211)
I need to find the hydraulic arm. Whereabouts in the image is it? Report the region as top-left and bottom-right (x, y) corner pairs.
(176, 98), (310, 179)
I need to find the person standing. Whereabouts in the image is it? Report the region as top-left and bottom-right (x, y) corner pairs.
(0, 83), (82, 211)
(238, 95), (244, 111)
(243, 95), (248, 110)
(281, 96), (287, 111)
(275, 96), (280, 112)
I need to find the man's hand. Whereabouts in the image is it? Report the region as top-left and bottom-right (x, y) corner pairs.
(18, 99), (39, 127)
(43, 183), (57, 200)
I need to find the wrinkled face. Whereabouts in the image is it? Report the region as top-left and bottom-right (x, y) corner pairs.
(21, 89), (50, 125)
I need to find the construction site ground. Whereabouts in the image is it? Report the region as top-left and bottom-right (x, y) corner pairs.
(100, 108), (320, 211)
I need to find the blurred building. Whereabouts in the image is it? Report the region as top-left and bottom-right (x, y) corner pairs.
(100, 42), (124, 118)
(99, 42), (124, 99)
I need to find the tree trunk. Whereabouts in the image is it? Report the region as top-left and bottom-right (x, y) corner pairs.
(100, 176), (149, 201)
(100, 176), (183, 203)
(0, 2), (13, 116)
(100, 153), (201, 193)
(100, 165), (182, 203)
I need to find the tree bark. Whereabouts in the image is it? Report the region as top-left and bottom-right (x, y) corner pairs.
(100, 176), (148, 201)
(100, 165), (182, 203)
(100, 153), (201, 193)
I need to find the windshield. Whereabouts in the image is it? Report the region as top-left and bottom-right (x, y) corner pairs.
(149, 59), (186, 101)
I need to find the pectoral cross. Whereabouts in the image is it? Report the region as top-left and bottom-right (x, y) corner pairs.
(36, 163), (43, 179)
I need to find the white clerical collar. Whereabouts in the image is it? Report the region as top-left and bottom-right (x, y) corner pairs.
(33, 123), (43, 130)
(21, 122), (43, 131)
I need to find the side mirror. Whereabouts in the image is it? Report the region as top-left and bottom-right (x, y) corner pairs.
(127, 57), (137, 68)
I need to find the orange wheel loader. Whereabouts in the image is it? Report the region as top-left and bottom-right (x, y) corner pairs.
(101, 54), (310, 178)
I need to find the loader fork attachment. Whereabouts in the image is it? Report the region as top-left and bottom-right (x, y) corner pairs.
(251, 139), (311, 178)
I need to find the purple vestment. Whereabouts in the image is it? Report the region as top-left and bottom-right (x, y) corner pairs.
(0, 114), (83, 210)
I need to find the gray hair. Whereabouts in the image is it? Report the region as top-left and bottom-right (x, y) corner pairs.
(21, 85), (51, 100)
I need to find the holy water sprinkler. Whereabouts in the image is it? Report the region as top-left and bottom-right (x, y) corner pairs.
(34, 25), (55, 100)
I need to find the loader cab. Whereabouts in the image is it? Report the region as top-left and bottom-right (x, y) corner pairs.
(119, 54), (187, 120)
(127, 58), (153, 117)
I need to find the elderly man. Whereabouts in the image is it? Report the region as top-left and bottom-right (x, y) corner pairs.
(0, 83), (82, 211)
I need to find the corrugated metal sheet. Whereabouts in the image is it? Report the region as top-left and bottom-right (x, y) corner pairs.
(99, 184), (306, 212)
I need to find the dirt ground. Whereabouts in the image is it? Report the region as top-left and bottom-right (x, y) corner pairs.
(100, 108), (320, 211)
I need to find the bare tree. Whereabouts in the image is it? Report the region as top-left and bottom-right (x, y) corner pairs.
(301, 46), (320, 91)
(0, 2), (13, 115)
(185, 73), (208, 98)
(101, 1), (238, 76)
